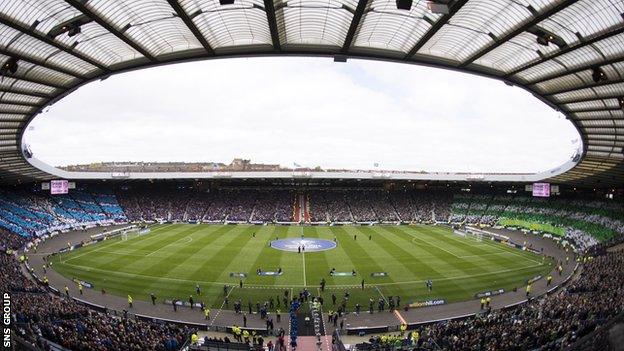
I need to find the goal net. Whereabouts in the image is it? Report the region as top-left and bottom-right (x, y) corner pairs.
(465, 227), (487, 242)
(455, 227), (483, 242)
(121, 227), (151, 241)
(471, 231), (483, 242)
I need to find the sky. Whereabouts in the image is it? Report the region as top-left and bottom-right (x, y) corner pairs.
(24, 57), (581, 173)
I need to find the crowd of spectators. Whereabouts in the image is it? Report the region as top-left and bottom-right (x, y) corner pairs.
(354, 250), (624, 351)
(251, 190), (294, 222)
(2, 187), (624, 350)
(0, 233), (191, 351)
(451, 194), (624, 250)
(308, 190), (450, 223)
(365, 192), (400, 222)
(390, 192), (416, 222)
(345, 192), (379, 222)
(0, 227), (25, 251)
(185, 194), (212, 221)
(309, 191), (352, 222)
(3, 186), (621, 250)
(0, 190), (126, 237)
(117, 189), (296, 223)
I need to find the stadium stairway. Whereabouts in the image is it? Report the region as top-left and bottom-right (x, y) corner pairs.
(294, 308), (325, 336)
(287, 336), (331, 351)
(303, 194), (311, 223)
(293, 195), (302, 222)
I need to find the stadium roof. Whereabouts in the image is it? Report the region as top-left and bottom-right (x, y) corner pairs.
(0, 0), (622, 187)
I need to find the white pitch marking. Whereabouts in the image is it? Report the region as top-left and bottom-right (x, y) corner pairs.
(457, 252), (520, 259)
(146, 230), (196, 257)
(59, 261), (544, 288)
(65, 223), (178, 263)
(64, 238), (127, 264)
(302, 249), (307, 287)
(210, 285), (235, 327)
(409, 235), (461, 258)
(374, 285), (389, 304)
(300, 226), (307, 287)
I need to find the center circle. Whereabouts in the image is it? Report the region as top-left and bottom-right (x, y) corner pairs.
(270, 238), (337, 252)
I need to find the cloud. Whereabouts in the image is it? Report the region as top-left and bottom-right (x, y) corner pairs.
(24, 57), (580, 173)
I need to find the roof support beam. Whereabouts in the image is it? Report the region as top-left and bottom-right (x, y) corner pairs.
(0, 15), (109, 72)
(505, 25), (624, 78)
(530, 55), (624, 85)
(576, 118), (624, 122)
(584, 139), (624, 145)
(558, 93), (623, 105)
(403, 0), (469, 60)
(0, 117), (26, 123)
(585, 136), (624, 142)
(0, 100), (39, 108)
(460, 0), (578, 67)
(341, 0), (369, 53)
(569, 107), (623, 113)
(583, 133), (621, 140)
(0, 87), (51, 99)
(580, 131), (624, 136)
(263, 0), (282, 50)
(0, 74), (64, 90)
(0, 108), (34, 114)
(167, 0), (215, 54)
(64, 0), (157, 62)
(0, 47), (85, 79)
(545, 78), (624, 96)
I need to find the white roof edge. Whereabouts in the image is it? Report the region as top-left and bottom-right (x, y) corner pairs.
(26, 155), (579, 183)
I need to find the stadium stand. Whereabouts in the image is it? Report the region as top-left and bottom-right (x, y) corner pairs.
(357, 247), (624, 350)
(2, 185), (624, 350)
(0, 189), (126, 238)
(1, 231), (191, 351)
(3, 186), (623, 250)
(450, 193), (624, 251)
(3, 0), (624, 348)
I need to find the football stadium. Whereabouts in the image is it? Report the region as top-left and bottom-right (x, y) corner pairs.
(1, 0), (624, 351)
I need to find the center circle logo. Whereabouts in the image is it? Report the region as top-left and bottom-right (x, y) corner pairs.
(270, 238), (336, 252)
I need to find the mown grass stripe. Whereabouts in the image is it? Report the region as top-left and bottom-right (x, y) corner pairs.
(380, 226), (493, 278)
(357, 226), (471, 296)
(420, 226), (534, 267)
(51, 224), (555, 308)
(88, 225), (210, 275)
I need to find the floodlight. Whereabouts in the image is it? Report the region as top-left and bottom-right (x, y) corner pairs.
(591, 67), (606, 83)
(1, 57), (18, 74)
(536, 33), (553, 46)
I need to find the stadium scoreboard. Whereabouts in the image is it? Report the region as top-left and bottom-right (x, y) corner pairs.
(532, 183), (551, 197)
(42, 180), (75, 194)
(50, 180), (69, 194)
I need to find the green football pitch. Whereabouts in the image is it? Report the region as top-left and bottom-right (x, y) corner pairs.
(50, 224), (553, 310)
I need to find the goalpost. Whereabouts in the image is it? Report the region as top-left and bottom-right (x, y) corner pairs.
(120, 231), (133, 241)
(121, 227), (151, 241)
(471, 231), (483, 242)
(455, 227), (484, 242)
(465, 227), (485, 242)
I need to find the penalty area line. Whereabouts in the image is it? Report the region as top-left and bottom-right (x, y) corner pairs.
(403, 230), (461, 259)
(146, 231), (196, 257)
